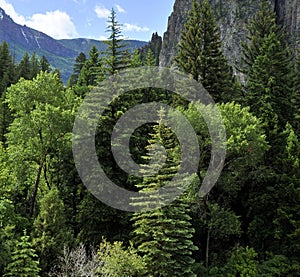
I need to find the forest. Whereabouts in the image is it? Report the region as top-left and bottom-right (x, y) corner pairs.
(0, 0), (299, 276)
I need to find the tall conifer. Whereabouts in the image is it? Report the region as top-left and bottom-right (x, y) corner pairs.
(175, 0), (232, 102)
(131, 110), (197, 276)
(103, 8), (130, 76)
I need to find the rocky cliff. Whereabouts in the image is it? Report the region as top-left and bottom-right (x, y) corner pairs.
(159, 0), (300, 68)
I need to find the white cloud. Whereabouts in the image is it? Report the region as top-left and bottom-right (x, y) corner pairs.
(115, 4), (126, 13)
(0, 0), (26, 24)
(99, 35), (108, 40)
(123, 23), (149, 32)
(27, 11), (78, 39)
(95, 5), (110, 19)
(0, 0), (78, 39)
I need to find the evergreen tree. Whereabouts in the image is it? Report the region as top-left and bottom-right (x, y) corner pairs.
(0, 42), (15, 144)
(241, 0), (284, 74)
(130, 49), (143, 67)
(39, 56), (50, 73)
(32, 186), (72, 273)
(144, 49), (156, 66)
(293, 51), (300, 135)
(241, 1), (298, 266)
(103, 8), (130, 76)
(131, 110), (197, 276)
(18, 52), (31, 80)
(4, 232), (41, 277)
(77, 46), (103, 87)
(30, 53), (39, 79)
(67, 52), (86, 87)
(0, 198), (20, 275)
(246, 31), (293, 131)
(175, 0), (233, 102)
(0, 42), (15, 94)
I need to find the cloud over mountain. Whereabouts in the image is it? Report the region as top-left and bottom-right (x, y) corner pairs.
(0, 0), (78, 39)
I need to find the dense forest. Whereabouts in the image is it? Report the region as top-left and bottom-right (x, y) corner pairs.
(0, 0), (299, 276)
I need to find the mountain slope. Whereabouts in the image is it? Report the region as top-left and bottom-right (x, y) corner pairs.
(58, 38), (147, 55)
(0, 7), (147, 83)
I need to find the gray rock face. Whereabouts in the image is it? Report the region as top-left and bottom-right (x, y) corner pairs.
(159, 0), (300, 69)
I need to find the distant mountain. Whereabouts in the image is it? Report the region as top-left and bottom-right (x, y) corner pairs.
(0, 7), (147, 83)
(58, 38), (147, 56)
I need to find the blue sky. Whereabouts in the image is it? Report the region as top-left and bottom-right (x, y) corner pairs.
(0, 0), (174, 41)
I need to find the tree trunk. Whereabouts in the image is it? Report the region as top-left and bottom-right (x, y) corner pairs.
(206, 229), (210, 268)
(30, 157), (44, 217)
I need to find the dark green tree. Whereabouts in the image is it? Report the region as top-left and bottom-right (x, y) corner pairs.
(240, 2), (299, 267)
(246, 32), (293, 132)
(39, 56), (50, 73)
(17, 52), (31, 80)
(0, 42), (16, 144)
(293, 51), (300, 135)
(241, 0), (284, 74)
(103, 8), (130, 76)
(30, 53), (39, 79)
(0, 198), (21, 275)
(0, 42), (16, 93)
(175, 0), (233, 102)
(67, 52), (86, 87)
(131, 111), (197, 276)
(77, 46), (103, 87)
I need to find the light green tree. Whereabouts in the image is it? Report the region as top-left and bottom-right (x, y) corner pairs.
(32, 186), (72, 272)
(97, 238), (146, 276)
(4, 231), (41, 277)
(5, 71), (76, 217)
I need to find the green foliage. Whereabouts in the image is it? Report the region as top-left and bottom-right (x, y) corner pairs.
(103, 9), (131, 76)
(5, 71), (76, 217)
(0, 2), (299, 275)
(97, 238), (146, 276)
(77, 191), (131, 245)
(204, 202), (241, 240)
(293, 50), (300, 134)
(0, 41), (16, 94)
(175, 0), (233, 102)
(32, 186), (72, 272)
(0, 41), (16, 143)
(225, 246), (259, 277)
(4, 231), (41, 277)
(241, 0), (283, 73)
(144, 49), (156, 66)
(77, 46), (103, 87)
(183, 101), (269, 181)
(67, 52), (87, 87)
(0, 198), (20, 274)
(131, 111), (197, 276)
(246, 32), (293, 130)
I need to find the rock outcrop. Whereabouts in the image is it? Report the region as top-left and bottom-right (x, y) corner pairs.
(159, 0), (300, 68)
